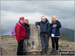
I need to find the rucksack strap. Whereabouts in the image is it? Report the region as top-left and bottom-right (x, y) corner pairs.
(17, 23), (22, 26)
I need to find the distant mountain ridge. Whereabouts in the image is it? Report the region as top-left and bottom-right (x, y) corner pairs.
(0, 28), (74, 42)
(60, 28), (74, 42)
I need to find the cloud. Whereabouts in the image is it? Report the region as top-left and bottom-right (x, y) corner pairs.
(1, 10), (50, 23)
(1, 1), (74, 14)
(0, 0), (74, 32)
(1, 1), (74, 18)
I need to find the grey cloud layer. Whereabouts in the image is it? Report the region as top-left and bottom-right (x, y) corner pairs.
(1, 1), (74, 18)
(1, 1), (75, 30)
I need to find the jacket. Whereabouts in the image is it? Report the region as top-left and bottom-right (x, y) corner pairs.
(36, 20), (50, 36)
(50, 20), (61, 37)
(24, 23), (30, 39)
(15, 22), (26, 43)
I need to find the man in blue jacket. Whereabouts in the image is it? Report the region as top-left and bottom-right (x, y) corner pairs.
(35, 16), (50, 54)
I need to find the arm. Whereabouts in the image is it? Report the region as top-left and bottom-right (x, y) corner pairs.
(35, 22), (40, 26)
(16, 24), (21, 43)
(57, 21), (62, 28)
(35, 22), (40, 28)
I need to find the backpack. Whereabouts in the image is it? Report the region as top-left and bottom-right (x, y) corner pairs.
(12, 23), (21, 36)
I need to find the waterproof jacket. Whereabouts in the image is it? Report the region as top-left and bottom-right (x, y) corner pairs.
(24, 23), (30, 39)
(50, 20), (61, 37)
(36, 20), (50, 36)
(15, 22), (26, 43)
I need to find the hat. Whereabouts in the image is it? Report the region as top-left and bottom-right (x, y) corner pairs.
(19, 17), (24, 21)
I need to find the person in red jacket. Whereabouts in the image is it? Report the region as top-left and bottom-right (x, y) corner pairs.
(15, 17), (26, 55)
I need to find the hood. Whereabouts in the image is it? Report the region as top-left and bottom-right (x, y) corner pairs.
(19, 17), (25, 23)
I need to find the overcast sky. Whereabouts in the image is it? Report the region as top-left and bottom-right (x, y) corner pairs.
(0, 0), (74, 35)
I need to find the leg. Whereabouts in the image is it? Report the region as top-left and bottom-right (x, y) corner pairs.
(23, 40), (27, 55)
(45, 36), (49, 52)
(17, 42), (20, 55)
(51, 37), (55, 50)
(40, 35), (46, 52)
(17, 40), (24, 55)
(55, 37), (59, 50)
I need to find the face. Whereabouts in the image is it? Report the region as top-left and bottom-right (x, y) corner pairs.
(41, 17), (46, 22)
(52, 16), (57, 22)
(20, 20), (24, 24)
(24, 19), (29, 24)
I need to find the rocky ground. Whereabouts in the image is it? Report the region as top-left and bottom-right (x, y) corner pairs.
(0, 36), (75, 56)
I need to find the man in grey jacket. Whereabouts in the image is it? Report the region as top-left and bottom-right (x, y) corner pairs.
(35, 16), (50, 54)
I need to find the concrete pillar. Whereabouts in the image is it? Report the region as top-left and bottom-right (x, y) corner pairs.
(23, 24), (41, 53)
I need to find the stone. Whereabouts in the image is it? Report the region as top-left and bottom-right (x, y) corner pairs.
(59, 43), (69, 47)
(23, 24), (41, 54)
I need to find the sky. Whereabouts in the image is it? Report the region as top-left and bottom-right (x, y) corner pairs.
(0, 0), (75, 35)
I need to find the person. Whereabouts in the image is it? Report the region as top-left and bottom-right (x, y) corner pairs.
(35, 16), (50, 54)
(35, 16), (49, 36)
(15, 17), (26, 55)
(50, 16), (61, 54)
(23, 19), (30, 54)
